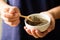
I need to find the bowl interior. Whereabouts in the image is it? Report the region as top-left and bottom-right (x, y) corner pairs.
(25, 13), (50, 26)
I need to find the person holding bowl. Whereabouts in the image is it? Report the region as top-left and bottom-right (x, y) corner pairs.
(0, 0), (60, 40)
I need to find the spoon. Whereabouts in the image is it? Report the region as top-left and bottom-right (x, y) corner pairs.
(19, 14), (41, 23)
(19, 14), (33, 22)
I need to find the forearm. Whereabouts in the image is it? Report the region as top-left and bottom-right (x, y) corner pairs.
(47, 6), (60, 19)
(0, 0), (8, 8)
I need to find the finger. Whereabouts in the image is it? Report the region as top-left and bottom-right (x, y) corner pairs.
(35, 29), (49, 38)
(47, 16), (55, 32)
(51, 16), (55, 30)
(4, 19), (20, 27)
(2, 12), (19, 19)
(13, 6), (20, 13)
(10, 20), (20, 26)
(1, 15), (19, 22)
(1, 7), (20, 19)
(4, 13), (14, 18)
(31, 29), (39, 38)
(9, 7), (20, 14)
(9, 7), (18, 18)
(35, 30), (43, 38)
(9, 7), (16, 14)
(7, 17), (19, 22)
(3, 7), (9, 13)
(26, 29), (32, 35)
(8, 7), (20, 18)
(24, 26), (27, 29)
(35, 30), (41, 37)
(24, 27), (32, 35)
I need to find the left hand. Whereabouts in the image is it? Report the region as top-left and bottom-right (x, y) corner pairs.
(0, 5), (20, 27)
(24, 12), (55, 38)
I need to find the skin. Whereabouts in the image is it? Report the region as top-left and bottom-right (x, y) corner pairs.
(0, 0), (60, 38)
(24, 12), (55, 38)
(0, 0), (20, 27)
(24, 6), (60, 38)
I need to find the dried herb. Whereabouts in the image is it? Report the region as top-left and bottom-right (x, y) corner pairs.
(26, 16), (48, 26)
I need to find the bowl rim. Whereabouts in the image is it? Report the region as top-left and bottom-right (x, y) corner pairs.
(24, 13), (51, 27)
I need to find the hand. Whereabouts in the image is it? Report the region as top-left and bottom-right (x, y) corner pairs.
(0, 5), (20, 27)
(24, 12), (55, 38)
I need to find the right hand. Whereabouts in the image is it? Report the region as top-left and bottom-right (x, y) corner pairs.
(24, 12), (55, 38)
(0, 5), (20, 27)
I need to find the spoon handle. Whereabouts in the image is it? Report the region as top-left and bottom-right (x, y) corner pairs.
(19, 14), (32, 21)
(20, 15), (27, 19)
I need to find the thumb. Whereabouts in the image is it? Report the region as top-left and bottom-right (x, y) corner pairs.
(9, 7), (16, 15)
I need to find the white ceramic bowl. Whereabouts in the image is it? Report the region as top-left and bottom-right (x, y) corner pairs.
(25, 13), (51, 32)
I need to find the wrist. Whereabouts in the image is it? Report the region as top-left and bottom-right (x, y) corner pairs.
(0, 1), (8, 9)
(46, 11), (56, 20)
(47, 6), (60, 19)
(47, 10), (60, 20)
